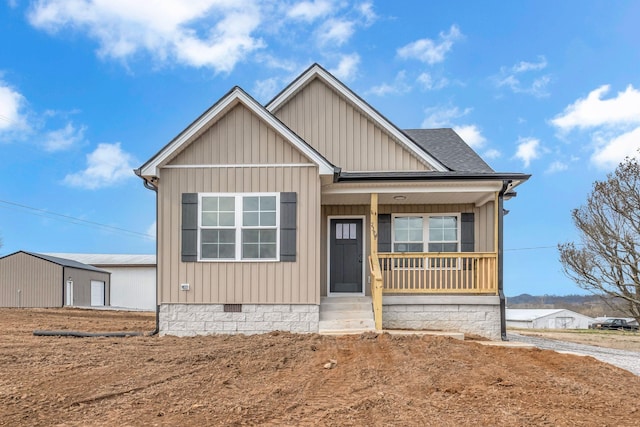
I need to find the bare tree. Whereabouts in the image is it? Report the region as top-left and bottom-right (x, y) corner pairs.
(559, 155), (640, 324)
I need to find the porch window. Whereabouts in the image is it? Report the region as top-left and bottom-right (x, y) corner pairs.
(392, 214), (460, 267)
(199, 193), (279, 261)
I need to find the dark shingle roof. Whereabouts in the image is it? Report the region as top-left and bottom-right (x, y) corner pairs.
(403, 128), (494, 173)
(22, 251), (109, 274)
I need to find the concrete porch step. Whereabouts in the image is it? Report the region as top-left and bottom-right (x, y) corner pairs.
(318, 296), (375, 333)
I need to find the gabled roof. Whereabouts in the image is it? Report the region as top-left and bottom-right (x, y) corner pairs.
(266, 63), (449, 172)
(44, 253), (156, 266)
(0, 251), (110, 274)
(404, 128), (494, 173)
(506, 309), (594, 321)
(136, 86), (336, 179)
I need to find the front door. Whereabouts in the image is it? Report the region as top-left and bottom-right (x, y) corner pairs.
(329, 218), (363, 294)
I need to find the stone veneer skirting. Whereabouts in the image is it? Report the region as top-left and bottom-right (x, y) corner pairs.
(382, 295), (501, 340)
(159, 303), (320, 337)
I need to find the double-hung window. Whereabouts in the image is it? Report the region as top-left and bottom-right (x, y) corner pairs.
(199, 193), (279, 261)
(392, 214), (460, 268)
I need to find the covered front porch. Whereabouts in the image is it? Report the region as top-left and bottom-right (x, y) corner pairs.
(321, 175), (513, 339)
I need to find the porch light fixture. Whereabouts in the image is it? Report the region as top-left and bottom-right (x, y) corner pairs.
(393, 195), (407, 201)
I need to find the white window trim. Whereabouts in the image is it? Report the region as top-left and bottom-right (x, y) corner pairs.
(197, 192), (280, 262)
(391, 213), (461, 270)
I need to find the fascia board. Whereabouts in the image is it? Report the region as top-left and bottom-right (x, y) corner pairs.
(266, 64), (449, 172)
(139, 88), (334, 177)
(322, 180), (504, 195)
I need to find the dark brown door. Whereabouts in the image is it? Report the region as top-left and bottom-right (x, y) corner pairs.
(329, 219), (363, 293)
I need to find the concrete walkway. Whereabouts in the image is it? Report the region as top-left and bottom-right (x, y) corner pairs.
(509, 333), (640, 376)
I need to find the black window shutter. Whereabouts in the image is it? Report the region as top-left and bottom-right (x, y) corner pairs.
(460, 213), (475, 252)
(182, 193), (198, 262)
(378, 214), (392, 252)
(280, 192), (297, 262)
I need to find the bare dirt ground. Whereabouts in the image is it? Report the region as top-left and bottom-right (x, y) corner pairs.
(511, 328), (640, 352)
(1, 308), (639, 426)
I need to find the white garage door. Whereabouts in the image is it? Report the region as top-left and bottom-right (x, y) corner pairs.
(91, 280), (105, 306)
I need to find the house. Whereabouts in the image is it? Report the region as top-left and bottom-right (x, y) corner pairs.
(0, 251), (110, 308)
(506, 309), (594, 329)
(46, 253), (156, 311)
(135, 63), (530, 340)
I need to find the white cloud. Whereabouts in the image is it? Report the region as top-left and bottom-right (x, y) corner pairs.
(397, 25), (462, 65)
(545, 160), (568, 174)
(551, 84), (640, 170)
(0, 80), (28, 136)
(512, 56), (548, 73)
(330, 53), (360, 81)
(514, 137), (540, 168)
(253, 77), (281, 102)
(417, 72), (448, 91)
(551, 85), (640, 131)
(146, 221), (157, 238)
(421, 106), (490, 150)
(421, 105), (471, 128)
(64, 142), (136, 189)
(453, 125), (486, 148)
(43, 122), (85, 152)
(287, 0), (333, 22)
(367, 70), (410, 97)
(591, 126), (640, 170)
(318, 18), (355, 46)
(28, 0), (264, 73)
(483, 148), (501, 159)
(357, 2), (377, 26)
(494, 55), (551, 97)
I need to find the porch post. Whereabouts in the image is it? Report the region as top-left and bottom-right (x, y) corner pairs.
(494, 191), (499, 291)
(370, 193), (378, 256)
(369, 193), (383, 330)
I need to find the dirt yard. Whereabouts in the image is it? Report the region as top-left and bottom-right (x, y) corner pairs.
(1, 309), (639, 426)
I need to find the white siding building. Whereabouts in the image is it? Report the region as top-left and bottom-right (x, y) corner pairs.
(506, 309), (594, 330)
(47, 254), (156, 311)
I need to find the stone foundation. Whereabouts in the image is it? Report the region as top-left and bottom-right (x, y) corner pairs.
(382, 296), (501, 340)
(159, 303), (320, 337)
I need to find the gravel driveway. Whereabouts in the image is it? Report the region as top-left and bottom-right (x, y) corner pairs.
(508, 333), (640, 376)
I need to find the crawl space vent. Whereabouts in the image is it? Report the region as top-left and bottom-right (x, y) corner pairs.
(223, 304), (242, 313)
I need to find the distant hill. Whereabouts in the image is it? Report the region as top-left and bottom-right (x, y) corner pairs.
(506, 294), (628, 318)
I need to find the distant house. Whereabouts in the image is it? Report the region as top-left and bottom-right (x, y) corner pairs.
(135, 63), (530, 339)
(506, 309), (594, 329)
(47, 253), (156, 311)
(0, 251), (110, 308)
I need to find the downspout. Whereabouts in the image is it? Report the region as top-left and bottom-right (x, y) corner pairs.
(498, 180), (510, 341)
(139, 174), (160, 336)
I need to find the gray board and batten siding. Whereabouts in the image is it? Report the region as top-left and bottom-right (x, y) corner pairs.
(0, 251), (110, 308)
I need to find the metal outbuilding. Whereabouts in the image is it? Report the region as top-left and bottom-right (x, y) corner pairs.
(46, 253), (156, 311)
(506, 308), (594, 330)
(0, 251), (110, 308)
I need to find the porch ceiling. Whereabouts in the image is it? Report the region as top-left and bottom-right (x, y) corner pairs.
(321, 180), (501, 206)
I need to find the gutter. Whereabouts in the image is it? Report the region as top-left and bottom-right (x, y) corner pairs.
(498, 180), (510, 341)
(135, 169), (160, 336)
(334, 171), (531, 183)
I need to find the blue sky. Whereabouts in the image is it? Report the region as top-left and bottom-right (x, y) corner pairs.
(1, 1), (640, 296)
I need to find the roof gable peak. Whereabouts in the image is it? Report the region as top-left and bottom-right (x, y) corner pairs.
(137, 84), (335, 179)
(266, 64), (448, 172)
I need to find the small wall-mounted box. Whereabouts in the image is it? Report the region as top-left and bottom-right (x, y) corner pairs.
(180, 283), (190, 291)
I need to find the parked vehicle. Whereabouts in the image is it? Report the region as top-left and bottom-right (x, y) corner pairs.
(589, 318), (639, 331)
